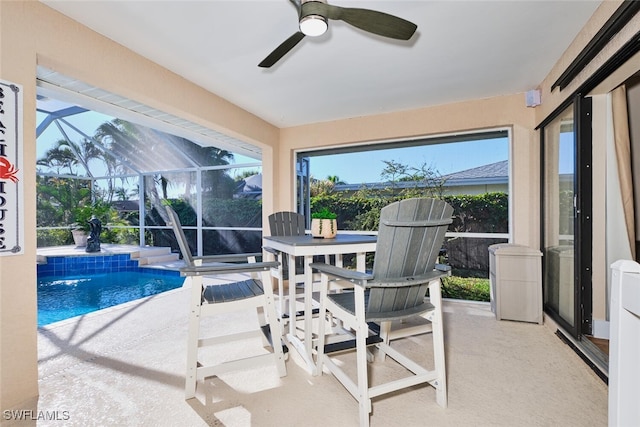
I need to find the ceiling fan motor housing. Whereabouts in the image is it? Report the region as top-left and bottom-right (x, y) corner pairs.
(299, 0), (329, 36)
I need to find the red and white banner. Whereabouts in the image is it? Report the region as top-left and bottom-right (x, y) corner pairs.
(0, 80), (24, 256)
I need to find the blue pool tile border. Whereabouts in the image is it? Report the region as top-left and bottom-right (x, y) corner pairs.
(37, 253), (180, 278)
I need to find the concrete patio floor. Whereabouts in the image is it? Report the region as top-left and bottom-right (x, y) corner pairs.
(30, 281), (607, 427)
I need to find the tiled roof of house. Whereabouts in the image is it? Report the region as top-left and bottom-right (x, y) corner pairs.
(442, 160), (508, 180)
(111, 200), (140, 211)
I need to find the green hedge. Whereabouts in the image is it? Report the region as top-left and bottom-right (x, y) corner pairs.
(441, 276), (490, 302)
(445, 193), (508, 233)
(310, 192), (508, 234)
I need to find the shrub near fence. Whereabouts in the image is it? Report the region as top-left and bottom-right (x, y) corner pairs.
(443, 193), (508, 275)
(311, 192), (508, 234)
(311, 192), (509, 275)
(445, 193), (508, 234)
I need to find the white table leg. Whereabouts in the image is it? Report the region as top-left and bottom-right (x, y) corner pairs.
(356, 251), (366, 272)
(304, 254), (318, 375)
(287, 253), (296, 337)
(284, 253), (318, 375)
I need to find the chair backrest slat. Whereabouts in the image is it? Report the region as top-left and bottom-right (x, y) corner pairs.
(268, 211), (305, 237)
(166, 205), (195, 267)
(368, 198), (453, 316)
(268, 211), (306, 275)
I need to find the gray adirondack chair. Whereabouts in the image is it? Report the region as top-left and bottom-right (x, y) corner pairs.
(264, 211), (306, 317)
(165, 205), (287, 399)
(311, 198), (453, 427)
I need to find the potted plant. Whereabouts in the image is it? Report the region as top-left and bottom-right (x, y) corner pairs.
(70, 205), (94, 247)
(71, 202), (111, 247)
(311, 208), (338, 238)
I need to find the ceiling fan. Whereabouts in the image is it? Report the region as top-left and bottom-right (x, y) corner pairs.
(259, 0), (417, 68)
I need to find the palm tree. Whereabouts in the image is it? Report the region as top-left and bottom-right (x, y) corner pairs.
(326, 175), (346, 185)
(37, 139), (80, 175)
(36, 138), (102, 228)
(170, 137), (236, 200)
(93, 119), (165, 221)
(39, 138), (104, 176)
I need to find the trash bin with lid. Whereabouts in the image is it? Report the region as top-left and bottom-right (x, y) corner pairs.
(488, 244), (543, 324)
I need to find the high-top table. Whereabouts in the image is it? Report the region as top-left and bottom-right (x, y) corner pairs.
(263, 233), (377, 375)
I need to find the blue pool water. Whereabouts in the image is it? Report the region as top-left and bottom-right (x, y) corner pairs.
(37, 270), (184, 326)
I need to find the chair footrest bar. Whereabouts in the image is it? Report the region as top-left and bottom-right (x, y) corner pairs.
(260, 324), (289, 354)
(281, 307), (320, 319)
(368, 372), (439, 399)
(367, 322), (380, 334)
(323, 334), (383, 354)
(199, 329), (264, 347)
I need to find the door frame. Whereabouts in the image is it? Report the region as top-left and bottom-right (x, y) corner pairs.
(540, 95), (592, 339)
(575, 95), (593, 337)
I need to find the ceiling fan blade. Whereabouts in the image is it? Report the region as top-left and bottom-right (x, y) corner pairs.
(259, 31), (306, 68)
(324, 5), (417, 40)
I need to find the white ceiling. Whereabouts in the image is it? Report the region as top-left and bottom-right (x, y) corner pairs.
(41, 1), (602, 129)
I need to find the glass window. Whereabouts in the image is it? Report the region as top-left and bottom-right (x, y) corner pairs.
(296, 130), (510, 281)
(542, 105), (576, 328)
(36, 95), (262, 256)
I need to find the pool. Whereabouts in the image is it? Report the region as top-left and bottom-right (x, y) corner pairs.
(37, 270), (185, 326)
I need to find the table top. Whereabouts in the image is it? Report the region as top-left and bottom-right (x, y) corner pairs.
(263, 234), (377, 256)
(264, 233), (377, 247)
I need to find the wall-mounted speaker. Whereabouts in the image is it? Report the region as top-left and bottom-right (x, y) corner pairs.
(526, 89), (541, 107)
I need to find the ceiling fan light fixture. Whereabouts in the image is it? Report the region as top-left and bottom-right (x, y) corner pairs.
(299, 15), (328, 36)
(259, 0), (417, 68)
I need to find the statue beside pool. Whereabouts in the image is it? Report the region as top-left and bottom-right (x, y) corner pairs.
(86, 216), (102, 253)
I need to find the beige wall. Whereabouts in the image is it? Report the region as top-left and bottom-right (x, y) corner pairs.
(0, 0), (631, 411)
(0, 0), (40, 413)
(280, 95), (539, 244)
(0, 1), (280, 412)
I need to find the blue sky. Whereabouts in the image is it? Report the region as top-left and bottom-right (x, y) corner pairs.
(308, 137), (510, 184)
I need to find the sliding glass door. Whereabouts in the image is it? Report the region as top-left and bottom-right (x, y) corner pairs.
(542, 97), (592, 337)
